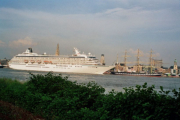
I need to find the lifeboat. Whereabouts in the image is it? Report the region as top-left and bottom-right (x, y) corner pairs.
(37, 60), (41, 64)
(44, 61), (48, 64)
(44, 61), (52, 64)
(31, 60), (35, 63)
(24, 60), (28, 63)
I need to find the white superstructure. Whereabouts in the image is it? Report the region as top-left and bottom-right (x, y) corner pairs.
(9, 47), (114, 74)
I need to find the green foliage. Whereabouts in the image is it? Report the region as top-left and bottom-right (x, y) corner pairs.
(0, 73), (180, 120)
(94, 82), (180, 120)
(27, 72), (70, 94)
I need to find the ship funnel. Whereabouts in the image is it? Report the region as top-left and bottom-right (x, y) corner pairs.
(28, 48), (33, 53)
(55, 44), (59, 56)
(100, 54), (105, 65)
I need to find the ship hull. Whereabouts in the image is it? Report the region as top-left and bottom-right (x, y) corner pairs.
(9, 63), (114, 74)
(111, 72), (161, 77)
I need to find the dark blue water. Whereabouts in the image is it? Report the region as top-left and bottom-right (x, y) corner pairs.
(0, 68), (180, 94)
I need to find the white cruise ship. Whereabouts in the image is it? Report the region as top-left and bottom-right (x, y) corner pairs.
(9, 46), (114, 74)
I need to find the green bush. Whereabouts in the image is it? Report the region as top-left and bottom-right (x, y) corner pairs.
(0, 72), (180, 120)
(95, 83), (180, 120)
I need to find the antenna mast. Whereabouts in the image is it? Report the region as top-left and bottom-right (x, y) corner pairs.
(124, 50), (127, 72)
(149, 49), (153, 74)
(116, 54), (119, 64)
(137, 49), (140, 73)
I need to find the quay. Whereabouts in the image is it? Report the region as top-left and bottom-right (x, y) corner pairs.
(110, 49), (180, 77)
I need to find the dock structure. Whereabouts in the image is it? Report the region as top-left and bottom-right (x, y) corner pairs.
(113, 48), (168, 74)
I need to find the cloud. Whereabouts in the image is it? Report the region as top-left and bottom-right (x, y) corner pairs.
(9, 37), (37, 48)
(0, 3), (180, 65)
(127, 48), (161, 65)
(129, 48), (145, 56)
(129, 48), (160, 57)
(0, 40), (6, 47)
(0, 6), (179, 43)
(1, 7), (179, 32)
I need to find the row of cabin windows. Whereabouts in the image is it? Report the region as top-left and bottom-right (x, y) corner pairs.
(15, 58), (95, 62)
(18, 61), (98, 64)
(16, 57), (88, 60)
(14, 58), (96, 62)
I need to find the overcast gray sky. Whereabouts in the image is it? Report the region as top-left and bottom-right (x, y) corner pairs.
(0, 0), (180, 66)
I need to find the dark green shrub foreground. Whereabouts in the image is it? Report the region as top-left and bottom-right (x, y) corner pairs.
(0, 72), (180, 120)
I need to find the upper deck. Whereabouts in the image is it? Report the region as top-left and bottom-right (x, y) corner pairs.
(16, 48), (96, 58)
(10, 47), (100, 65)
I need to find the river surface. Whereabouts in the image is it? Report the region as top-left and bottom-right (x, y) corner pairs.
(0, 68), (180, 94)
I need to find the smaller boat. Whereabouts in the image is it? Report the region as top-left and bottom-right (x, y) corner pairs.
(164, 73), (171, 77)
(171, 73), (177, 76)
(171, 73), (179, 77)
(0, 63), (4, 68)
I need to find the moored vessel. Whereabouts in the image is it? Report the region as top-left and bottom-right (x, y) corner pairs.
(111, 72), (162, 77)
(0, 63), (4, 68)
(8, 46), (114, 74)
